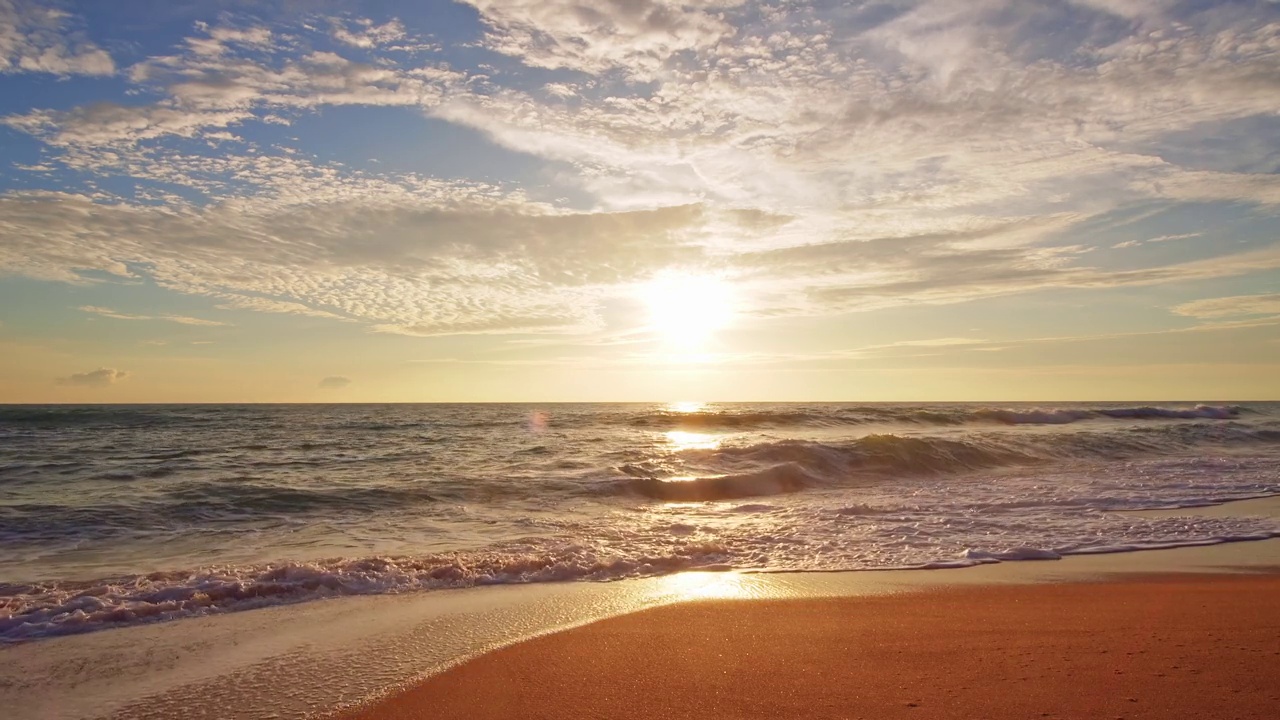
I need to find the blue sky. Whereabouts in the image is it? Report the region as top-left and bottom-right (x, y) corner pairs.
(1, 0), (1278, 401)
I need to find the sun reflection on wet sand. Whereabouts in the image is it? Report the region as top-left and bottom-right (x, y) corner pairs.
(649, 571), (760, 601)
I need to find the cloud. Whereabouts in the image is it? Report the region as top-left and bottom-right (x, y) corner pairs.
(2, 20), (465, 149)
(464, 0), (738, 78)
(4, 1), (1280, 346)
(78, 306), (150, 321)
(1133, 170), (1280, 206)
(318, 375), (351, 389)
(1172, 294), (1280, 319)
(56, 367), (128, 387)
(330, 18), (407, 49)
(0, 188), (709, 337)
(78, 306), (230, 326)
(0, 0), (115, 76)
(213, 296), (350, 321)
(446, 1), (1280, 210)
(197, 23), (274, 52)
(5, 103), (255, 147)
(1066, 0), (1175, 20)
(130, 25), (462, 113)
(868, 337), (990, 349)
(797, 240), (1280, 317)
(1112, 232), (1202, 250)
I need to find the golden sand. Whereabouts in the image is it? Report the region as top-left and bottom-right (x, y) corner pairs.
(342, 573), (1280, 720)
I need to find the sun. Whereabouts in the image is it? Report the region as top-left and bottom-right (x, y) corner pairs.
(641, 271), (736, 347)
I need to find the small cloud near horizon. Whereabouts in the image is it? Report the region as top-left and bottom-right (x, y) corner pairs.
(56, 367), (129, 387)
(318, 375), (351, 389)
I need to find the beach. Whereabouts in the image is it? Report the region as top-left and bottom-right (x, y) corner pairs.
(3, 406), (1279, 720)
(344, 572), (1280, 720)
(6, 0), (1280, 716)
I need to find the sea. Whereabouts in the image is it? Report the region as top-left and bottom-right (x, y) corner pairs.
(3, 401), (1279, 643)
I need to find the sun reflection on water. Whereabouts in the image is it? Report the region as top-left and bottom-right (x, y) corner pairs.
(665, 430), (720, 451)
(668, 400), (707, 413)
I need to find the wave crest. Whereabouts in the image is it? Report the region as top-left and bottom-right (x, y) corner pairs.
(0, 545), (733, 642)
(614, 423), (1279, 501)
(623, 404), (1243, 431)
(625, 464), (821, 501)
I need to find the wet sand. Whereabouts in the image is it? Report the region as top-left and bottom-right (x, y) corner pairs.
(344, 573), (1280, 720)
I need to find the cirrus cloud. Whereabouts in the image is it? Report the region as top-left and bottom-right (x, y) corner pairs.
(1172, 294), (1280, 320)
(78, 305), (230, 326)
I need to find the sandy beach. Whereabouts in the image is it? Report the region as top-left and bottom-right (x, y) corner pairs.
(343, 572), (1280, 720)
(7, 505), (1279, 720)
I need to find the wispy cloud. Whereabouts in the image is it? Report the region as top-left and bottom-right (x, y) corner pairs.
(78, 306), (230, 326)
(1112, 232), (1202, 250)
(1172, 294), (1280, 320)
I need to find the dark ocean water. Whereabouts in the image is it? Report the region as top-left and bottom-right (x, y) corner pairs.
(2, 401), (1278, 641)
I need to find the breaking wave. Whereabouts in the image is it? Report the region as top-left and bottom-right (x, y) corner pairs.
(627, 404), (1244, 431)
(626, 464), (823, 501)
(613, 423), (1280, 501)
(0, 404), (1245, 438)
(5, 515), (1277, 642)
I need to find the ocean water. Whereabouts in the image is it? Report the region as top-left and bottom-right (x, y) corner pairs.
(2, 402), (1279, 642)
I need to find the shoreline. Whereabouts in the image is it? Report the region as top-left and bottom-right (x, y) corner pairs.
(3, 496), (1278, 720)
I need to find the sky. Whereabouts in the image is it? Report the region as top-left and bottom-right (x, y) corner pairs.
(1, 0), (1278, 402)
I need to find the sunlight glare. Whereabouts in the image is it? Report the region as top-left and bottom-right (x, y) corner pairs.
(668, 400), (707, 413)
(665, 430), (721, 451)
(653, 571), (753, 600)
(641, 271), (736, 347)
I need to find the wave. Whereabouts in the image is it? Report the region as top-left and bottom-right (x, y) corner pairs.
(974, 405), (1243, 424)
(0, 405), (1255, 441)
(0, 546), (734, 642)
(625, 404), (1245, 431)
(612, 423), (1280, 501)
(5, 519), (1276, 643)
(630, 410), (837, 430)
(613, 436), (1027, 501)
(0, 484), (446, 543)
(1096, 405), (1241, 420)
(625, 464), (823, 501)
(8, 423), (1275, 536)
